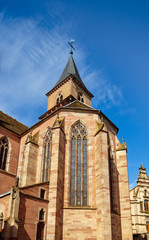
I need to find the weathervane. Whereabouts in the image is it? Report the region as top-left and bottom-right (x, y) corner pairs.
(68, 40), (75, 54)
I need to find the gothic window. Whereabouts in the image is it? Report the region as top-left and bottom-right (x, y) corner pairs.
(78, 92), (84, 103)
(0, 137), (8, 171)
(144, 200), (148, 212)
(56, 92), (63, 105)
(39, 208), (44, 221)
(42, 127), (52, 182)
(70, 122), (87, 206)
(36, 209), (45, 240)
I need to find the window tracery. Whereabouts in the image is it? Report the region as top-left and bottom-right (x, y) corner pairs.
(0, 137), (8, 171)
(42, 127), (52, 182)
(78, 92), (84, 103)
(70, 122), (87, 206)
(56, 92), (63, 105)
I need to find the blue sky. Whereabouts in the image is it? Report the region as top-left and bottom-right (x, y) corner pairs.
(0, 0), (149, 188)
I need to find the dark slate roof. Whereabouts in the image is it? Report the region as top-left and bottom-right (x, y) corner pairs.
(54, 54), (86, 89)
(0, 111), (28, 135)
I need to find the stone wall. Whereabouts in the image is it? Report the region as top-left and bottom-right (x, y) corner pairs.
(17, 193), (48, 240)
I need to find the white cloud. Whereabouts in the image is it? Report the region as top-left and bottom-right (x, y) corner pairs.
(129, 180), (137, 190)
(0, 12), (124, 126)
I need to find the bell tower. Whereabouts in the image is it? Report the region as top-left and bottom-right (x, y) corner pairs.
(43, 51), (94, 119)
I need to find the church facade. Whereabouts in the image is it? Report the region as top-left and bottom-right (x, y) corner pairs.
(0, 52), (133, 240)
(130, 164), (149, 239)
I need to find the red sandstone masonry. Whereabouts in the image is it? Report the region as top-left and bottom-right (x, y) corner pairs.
(21, 182), (49, 199)
(17, 193), (48, 240)
(63, 208), (97, 239)
(0, 126), (19, 175)
(95, 131), (112, 240)
(116, 149), (133, 240)
(47, 127), (65, 240)
(0, 170), (15, 194)
(0, 194), (10, 219)
(14, 109), (133, 240)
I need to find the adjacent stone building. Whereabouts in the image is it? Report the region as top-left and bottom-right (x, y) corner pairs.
(0, 51), (133, 239)
(130, 164), (149, 239)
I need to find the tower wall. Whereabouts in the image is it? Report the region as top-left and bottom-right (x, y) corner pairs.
(47, 81), (71, 110)
(116, 148), (133, 240)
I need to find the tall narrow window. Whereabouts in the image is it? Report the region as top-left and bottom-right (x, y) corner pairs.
(42, 127), (52, 182)
(70, 122), (87, 206)
(140, 201), (143, 211)
(144, 200), (148, 212)
(0, 137), (8, 171)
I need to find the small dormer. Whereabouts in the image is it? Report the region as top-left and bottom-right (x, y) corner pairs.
(46, 52), (93, 111)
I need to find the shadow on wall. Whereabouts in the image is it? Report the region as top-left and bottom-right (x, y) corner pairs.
(133, 234), (148, 240)
(1, 194), (31, 240)
(1, 221), (31, 240)
(108, 133), (122, 240)
(17, 194), (31, 240)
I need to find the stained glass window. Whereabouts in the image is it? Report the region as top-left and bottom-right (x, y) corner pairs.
(0, 137), (8, 171)
(70, 122), (87, 206)
(42, 127), (52, 182)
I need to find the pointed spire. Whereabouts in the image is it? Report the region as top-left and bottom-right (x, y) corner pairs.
(54, 54), (86, 89)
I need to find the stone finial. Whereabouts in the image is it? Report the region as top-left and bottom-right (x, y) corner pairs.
(52, 113), (64, 130)
(25, 130), (39, 146)
(137, 164), (149, 183)
(140, 163), (146, 170)
(94, 120), (108, 136)
(116, 137), (127, 151)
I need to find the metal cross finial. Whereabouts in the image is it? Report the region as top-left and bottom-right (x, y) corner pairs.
(68, 40), (75, 54)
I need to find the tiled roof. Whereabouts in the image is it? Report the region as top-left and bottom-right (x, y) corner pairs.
(0, 111), (28, 135)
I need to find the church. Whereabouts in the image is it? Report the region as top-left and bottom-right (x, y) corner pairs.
(130, 164), (149, 239)
(0, 48), (133, 240)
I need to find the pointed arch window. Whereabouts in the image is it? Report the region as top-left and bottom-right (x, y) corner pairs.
(144, 200), (148, 212)
(70, 122), (87, 206)
(0, 137), (8, 171)
(42, 127), (52, 182)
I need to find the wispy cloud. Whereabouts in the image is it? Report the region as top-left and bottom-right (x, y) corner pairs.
(0, 11), (124, 126)
(80, 66), (124, 109)
(129, 180), (137, 190)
